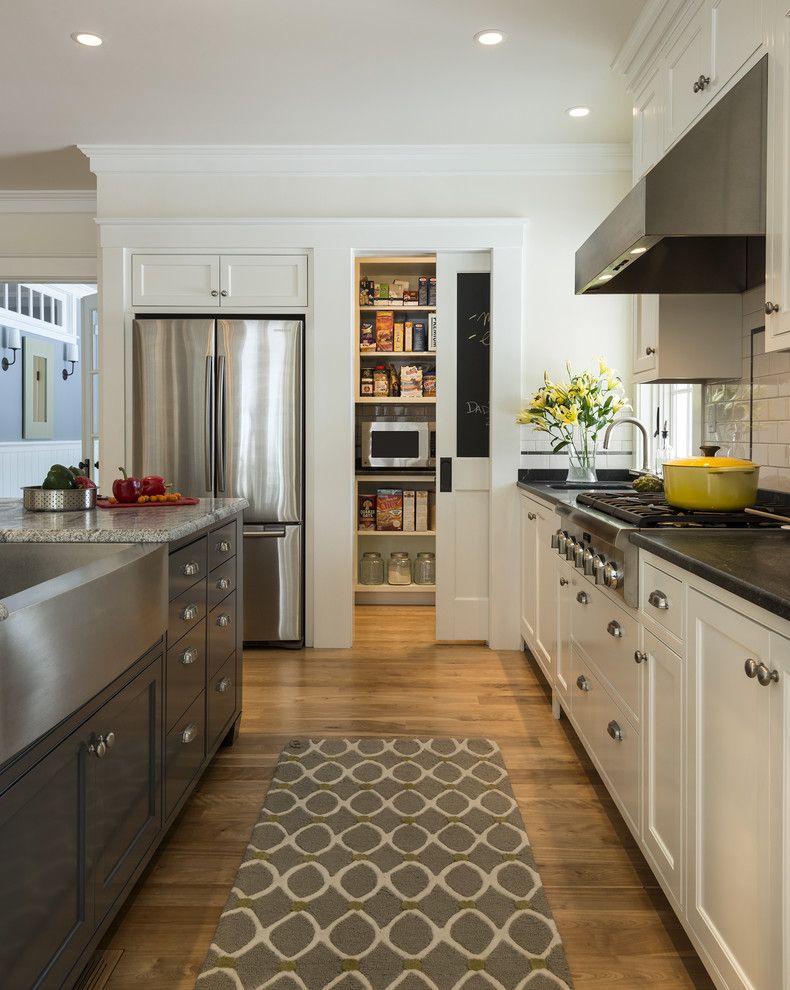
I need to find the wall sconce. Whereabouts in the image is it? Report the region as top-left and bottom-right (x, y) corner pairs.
(1, 327), (21, 371)
(62, 342), (79, 381)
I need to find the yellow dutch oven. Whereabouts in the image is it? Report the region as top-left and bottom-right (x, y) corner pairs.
(663, 454), (760, 511)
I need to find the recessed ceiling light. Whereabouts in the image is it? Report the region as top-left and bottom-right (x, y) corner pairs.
(71, 32), (103, 47)
(475, 29), (505, 46)
(630, 246), (648, 255)
(567, 106), (591, 118)
(597, 273), (613, 282)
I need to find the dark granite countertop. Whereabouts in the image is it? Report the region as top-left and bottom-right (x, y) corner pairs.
(630, 530), (790, 622)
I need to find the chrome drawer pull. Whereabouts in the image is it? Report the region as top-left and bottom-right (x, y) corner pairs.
(181, 723), (198, 745)
(576, 674), (591, 692)
(216, 539), (232, 553)
(607, 720), (624, 742)
(181, 561), (200, 577)
(634, 650), (648, 664)
(576, 591), (589, 605)
(216, 577), (232, 590)
(180, 647), (198, 666)
(756, 662), (780, 687)
(648, 590), (669, 610)
(607, 620), (624, 639)
(559, 577), (569, 587)
(181, 604), (199, 621)
(744, 658), (759, 679)
(217, 677), (232, 693)
(216, 613), (231, 628)
(527, 511), (536, 520)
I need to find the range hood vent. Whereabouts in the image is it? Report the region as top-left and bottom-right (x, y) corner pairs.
(575, 55), (767, 295)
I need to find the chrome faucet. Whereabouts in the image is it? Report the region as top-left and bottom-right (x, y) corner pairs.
(603, 417), (650, 473)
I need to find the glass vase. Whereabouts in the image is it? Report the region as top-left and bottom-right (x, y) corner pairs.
(566, 426), (598, 484)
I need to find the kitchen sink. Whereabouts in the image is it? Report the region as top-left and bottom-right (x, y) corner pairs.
(0, 543), (131, 600)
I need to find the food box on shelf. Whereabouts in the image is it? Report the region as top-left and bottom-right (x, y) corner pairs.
(360, 321), (376, 351)
(358, 493), (376, 530)
(375, 312), (394, 351)
(376, 489), (403, 531)
(415, 490), (429, 531)
(402, 490), (415, 531)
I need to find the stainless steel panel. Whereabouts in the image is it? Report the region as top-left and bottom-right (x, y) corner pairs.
(217, 320), (303, 522)
(132, 319), (216, 498)
(243, 524), (302, 642)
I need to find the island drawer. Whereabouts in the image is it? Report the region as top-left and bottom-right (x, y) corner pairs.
(208, 557), (236, 611)
(168, 583), (207, 645)
(166, 620), (206, 731)
(208, 592), (236, 677)
(169, 536), (208, 601)
(641, 559), (684, 646)
(209, 521), (237, 571)
(165, 691), (206, 819)
(207, 652), (237, 752)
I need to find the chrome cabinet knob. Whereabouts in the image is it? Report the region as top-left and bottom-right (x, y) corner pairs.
(559, 577), (569, 587)
(607, 619), (624, 639)
(180, 646), (199, 666)
(765, 301), (780, 315)
(217, 677), (232, 693)
(756, 662), (780, 687)
(181, 723), (198, 745)
(216, 613), (231, 628)
(576, 674), (591, 692)
(648, 589), (669, 610)
(105, 731), (116, 749)
(182, 561), (200, 577)
(607, 720), (624, 742)
(181, 604), (199, 621)
(693, 74), (711, 93)
(216, 540), (232, 553)
(745, 658), (759, 679)
(634, 650), (648, 664)
(576, 591), (589, 605)
(220, 289), (229, 297)
(210, 289), (219, 297)
(645, 346), (656, 356)
(89, 732), (116, 759)
(216, 576), (232, 590)
(527, 512), (537, 521)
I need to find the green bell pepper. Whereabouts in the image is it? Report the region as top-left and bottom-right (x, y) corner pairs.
(42, 464), (77, 490)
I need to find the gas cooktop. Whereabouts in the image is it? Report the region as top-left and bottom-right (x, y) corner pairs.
(575, 490), (790, 528)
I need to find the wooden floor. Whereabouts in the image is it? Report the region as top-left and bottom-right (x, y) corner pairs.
(101, 606), (714, 990)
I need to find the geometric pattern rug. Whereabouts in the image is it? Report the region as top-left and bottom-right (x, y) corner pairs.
(196, 738), (574, 989)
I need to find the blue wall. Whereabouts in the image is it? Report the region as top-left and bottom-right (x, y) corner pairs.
(0, 330), (82, 441)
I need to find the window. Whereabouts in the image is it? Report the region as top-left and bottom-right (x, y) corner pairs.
(0, 283), (71, 337)
(635, 382), (701, 470)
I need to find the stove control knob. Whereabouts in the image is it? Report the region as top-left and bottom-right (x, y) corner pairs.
(557, 533), (567, 555)
(566, 539), (579, 562)
(583, 547), (595, 575)
(574, 543), (586, 568)
(603, 561), (623, 590)
(593, 555), (607, 584)
(551, 530), (561, 549)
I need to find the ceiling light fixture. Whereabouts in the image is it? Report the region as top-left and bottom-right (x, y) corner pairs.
(475, 29), (505, 46)
(71, 32), (103, 47)
(567, 106), (591, 118)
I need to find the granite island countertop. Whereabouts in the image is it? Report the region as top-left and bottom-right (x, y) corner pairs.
(630, 529), (790, 622)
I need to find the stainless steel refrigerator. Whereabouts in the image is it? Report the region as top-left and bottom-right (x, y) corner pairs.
(132, 318), (304, 644)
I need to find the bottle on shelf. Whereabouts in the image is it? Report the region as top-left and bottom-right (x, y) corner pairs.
(654, 422), (675, 477)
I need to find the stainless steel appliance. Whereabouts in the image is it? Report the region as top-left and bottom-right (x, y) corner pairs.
(132, 318), (303, 643)
(361, 420), (436, 469)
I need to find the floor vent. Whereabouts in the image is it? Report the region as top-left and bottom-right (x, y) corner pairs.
(73, 950), (123, 990)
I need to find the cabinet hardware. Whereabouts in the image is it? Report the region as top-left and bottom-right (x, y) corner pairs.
(693, 74), (711, 93)
(216, 577), (232, 590)
(765, 301), (780, 315)
(216, 540), (232, 553)
(527, 512), (536, 520)
(220, 289), (229, 297)
(576, 674), (591, 692)
(181, 723), (198, 745)
(576, 591), (589, 605)
(181, 561), (200, 577)
(180, 647), (198, 666)
(181, 604), (199, 621)
(559, 577), (569, 587)
(216, 613), (231, 628)
(574, 543), (586, 568)
(217, 677), (232, 693)
(607, 619), (624, 639)
(88, 731), (116, 759)
(634, 650), (648, 664)
(648, 589), (669, 610)
(645, 346), (656, 356)
(607, 720), (624, 742)
(756, 662), (780, 687)
(603, 561), (623, 589)
(744, 658), (759, 678)
(210, 289), (219, 297)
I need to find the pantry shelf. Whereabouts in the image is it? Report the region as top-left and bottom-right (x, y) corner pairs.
(359, 306), (436, 312)
(360, 351), (434, 358)
(358, 530), (436, 537)
(356, 396), (436, 404)
(354, 583), (436, 595)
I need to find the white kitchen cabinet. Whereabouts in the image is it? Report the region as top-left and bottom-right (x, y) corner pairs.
(520, 496), (538, 648)
(633, 68), (666, 181)
(766, 3), (790, 349)
(686, 588), (784, 990)
(519, 491), (557, 684)
(641, 629), (684, 910)
(132, 253), (308, 309)
(666, 3), (713, 145)
(632, 295), (659, 377)
(710, 0), (762, 92)
(555, 556), (574, 705)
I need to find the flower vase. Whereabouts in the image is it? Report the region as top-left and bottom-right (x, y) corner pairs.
(566, 426), (598, 484)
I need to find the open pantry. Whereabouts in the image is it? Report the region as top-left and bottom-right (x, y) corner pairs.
(354, 256), (437, 606)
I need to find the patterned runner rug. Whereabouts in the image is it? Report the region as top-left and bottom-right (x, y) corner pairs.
(197, 738), (574, 989)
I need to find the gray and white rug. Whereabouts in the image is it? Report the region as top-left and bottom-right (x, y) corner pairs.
(197, 738), (573, 989)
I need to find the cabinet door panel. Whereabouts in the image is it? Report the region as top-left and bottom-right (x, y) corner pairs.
(91, 657), (162, 925)
(220, 255), (307, 307)
(535, 512), (557, 677)
(0, 734), (91, 990)
(632, 295), (659, 377)
(633, 68), (665, 180)
(520, 497), (538, 649)
(132, 255), (220, 308)
(766, 6), (790, 348)
(555, 557), (573, 704)
(711, 0), (761, 93)
(667, 4), (713, 143)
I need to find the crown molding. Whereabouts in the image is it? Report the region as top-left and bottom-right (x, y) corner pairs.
(79, 143), (631, 177)
(0, 190), (97, 213)
(612, 0), (687, 86)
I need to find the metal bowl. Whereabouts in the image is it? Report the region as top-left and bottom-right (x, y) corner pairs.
(22, 486), (97, 512)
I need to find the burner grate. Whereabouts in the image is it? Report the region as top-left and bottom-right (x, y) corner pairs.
(575, 490), (790, 528)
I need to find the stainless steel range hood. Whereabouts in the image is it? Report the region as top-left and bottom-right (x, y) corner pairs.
(575, 55), (767, 295)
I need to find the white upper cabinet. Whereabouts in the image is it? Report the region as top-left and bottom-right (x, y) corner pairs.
(132, 255), (220, 308)
(666, 3), (714, 145)
(766, 4), (790, 349)
(710, 0), (762, 91)
(219, 255), (308, 308)
(633, 68), (666, 181)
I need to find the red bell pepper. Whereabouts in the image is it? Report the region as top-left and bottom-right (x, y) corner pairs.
(141, 474), (170, 497)
(113, 467), (142, 504)
(73, 475), (97, 490)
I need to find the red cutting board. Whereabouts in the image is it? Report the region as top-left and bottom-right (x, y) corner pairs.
(96, 497), (200, 509)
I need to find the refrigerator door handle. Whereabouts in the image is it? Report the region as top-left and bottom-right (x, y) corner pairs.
(243, 527), (287, 538)
(216, 355), (227, 492)
(204, 355), (214, 492)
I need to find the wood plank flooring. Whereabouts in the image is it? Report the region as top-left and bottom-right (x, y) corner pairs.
(101, 606), (714, 990)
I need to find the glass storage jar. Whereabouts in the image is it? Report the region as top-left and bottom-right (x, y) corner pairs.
(359, 552), (385, 586)
(413, 551), (436, 586)
(388, 551), (412, 586)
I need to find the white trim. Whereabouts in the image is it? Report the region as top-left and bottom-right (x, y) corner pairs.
(612, 0), (687, 86)
(0, 191), (96, 214)
(79, 143), (632, 177)
(0, 258), (98, 281)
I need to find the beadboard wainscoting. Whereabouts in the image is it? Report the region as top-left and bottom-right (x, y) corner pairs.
(0, 441), (82, 497)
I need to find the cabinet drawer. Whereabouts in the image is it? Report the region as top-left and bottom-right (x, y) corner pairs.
(169, 537), (208, 601)
(641, 559), (684, 644)
(168, 582), (206, 644)
(207, 652), (237, 752)
(166, 620), (206, 731)
(132, 254), (220, 308)
(208, 557), (236, 611)
(571, 655), (640, 833)
(572, 583), (640, 723)
(209, 521), (237, 571)
(208, 591), (236, 677)
(165, 692), (206, 819)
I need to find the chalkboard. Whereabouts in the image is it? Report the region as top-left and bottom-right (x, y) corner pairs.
(456, 272), (490, 458)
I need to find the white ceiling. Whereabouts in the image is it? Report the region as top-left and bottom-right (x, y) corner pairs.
(0, 0), (646, 189)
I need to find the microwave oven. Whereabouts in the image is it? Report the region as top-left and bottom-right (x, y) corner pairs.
(361, 421), (436, 469)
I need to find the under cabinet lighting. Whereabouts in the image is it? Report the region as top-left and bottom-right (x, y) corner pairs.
(71, 32), (103, 47)
(475, 29), (505, 46)
(567, 106), (591, 118)
(597, 274), (613, 282)
(630, 246), (648, 255)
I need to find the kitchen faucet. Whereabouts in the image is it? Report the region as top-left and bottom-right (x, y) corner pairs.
(603, 417), (650, 473)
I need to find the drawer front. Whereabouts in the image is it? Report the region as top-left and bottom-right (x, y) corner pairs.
(641, 559), (684, 644)
(166, 620), (206, 731)
(208, 592), (236, 677)
(207, 652), (237, 752)
(168, 582), (207, 645)
(208, 557), (236, 611)
(572, 582), (640, 722)
(209, 521), (237, 571)
(165, 692), (206, 819)
(571, 654), (640, 833)
(169, 537), (208, 601)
